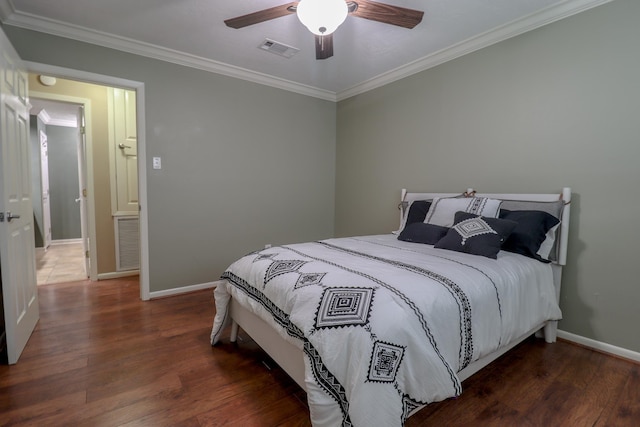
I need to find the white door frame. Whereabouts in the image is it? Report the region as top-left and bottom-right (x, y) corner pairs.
(77, 106), (90, 276)
(25, 61), (150, 300)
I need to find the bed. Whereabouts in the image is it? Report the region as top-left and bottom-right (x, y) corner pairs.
(211, 187), (571, 426)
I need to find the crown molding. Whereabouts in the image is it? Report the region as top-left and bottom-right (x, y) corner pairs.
(35, 108), (77, 127)
(1, 0), (614, 102)
(36, 108), (50, 123)
(336, 0), (615, 101)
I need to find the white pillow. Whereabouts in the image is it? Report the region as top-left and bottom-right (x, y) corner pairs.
(536, 222), (560, 260)
(424, 197), (502, 228)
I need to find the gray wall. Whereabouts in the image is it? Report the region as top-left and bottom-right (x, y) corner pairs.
(29, 115), (44, 247)
(46, 125), (81, 240)
(3, 25), (336, 292)
(336, 0), (640, 352)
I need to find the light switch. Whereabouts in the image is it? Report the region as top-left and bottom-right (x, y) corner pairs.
(152, 157), (162, 169)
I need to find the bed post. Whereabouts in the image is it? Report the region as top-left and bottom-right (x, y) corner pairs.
(543, 187), (571, 343)
(557, 187), (571, 266)
(230, 321), (239, 343)
(400, 188), (407, 224)
(543, 322), (557, 343)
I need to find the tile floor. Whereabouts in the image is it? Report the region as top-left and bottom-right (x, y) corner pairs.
(36, 241), (88, 285)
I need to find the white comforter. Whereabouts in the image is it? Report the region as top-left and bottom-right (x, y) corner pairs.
(211, 235), (561, 427)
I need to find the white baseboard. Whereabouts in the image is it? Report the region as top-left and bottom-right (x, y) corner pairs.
(558, 330), (640, 363)
(148, 280), (221, 299)
(97, 270), (140, 280)
(51, 238), (83, 245)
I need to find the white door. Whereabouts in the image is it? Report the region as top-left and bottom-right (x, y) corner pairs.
(0, 28), (39, 364)
(40, 129), (52, 249)
(111, 88), (138, 214)
(77, 106), (90, 276)
(109, 88), (139, 271)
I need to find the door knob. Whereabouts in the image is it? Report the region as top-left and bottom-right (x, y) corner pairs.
(118, 143), (132, 149)
(0, 211), (20, 222)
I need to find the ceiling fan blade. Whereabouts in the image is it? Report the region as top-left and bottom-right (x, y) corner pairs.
(349, 0), (423, 29)
(315, 34), (334, 60)
(225, 2), (298, 29)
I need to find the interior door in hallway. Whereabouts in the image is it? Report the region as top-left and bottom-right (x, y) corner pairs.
(39, 129), (51, 249)
(111, 88), (138, 215)
(0, 28), (39, 364)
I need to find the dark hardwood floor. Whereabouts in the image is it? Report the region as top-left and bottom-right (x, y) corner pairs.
(1, 277), (638, 426)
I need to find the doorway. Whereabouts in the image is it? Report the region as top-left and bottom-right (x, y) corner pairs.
(24, 62), (150, 301)
(27, 73), (141, 287)
(29, 97), (88, 285)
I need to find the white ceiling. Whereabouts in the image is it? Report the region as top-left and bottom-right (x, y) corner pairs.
(0, 0), (611, 100)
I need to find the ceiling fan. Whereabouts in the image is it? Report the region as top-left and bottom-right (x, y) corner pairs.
(224, 0), (424, 60)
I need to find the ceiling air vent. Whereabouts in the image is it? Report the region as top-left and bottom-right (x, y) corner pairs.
(259, 39), (299, 58)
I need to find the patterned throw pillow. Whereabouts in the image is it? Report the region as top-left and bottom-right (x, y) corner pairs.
(424, 197), (502, 228)
(434, 211), (517, 259)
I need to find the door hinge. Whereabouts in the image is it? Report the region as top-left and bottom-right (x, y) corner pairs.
(80, 126), (86, 135)
(85, 250), (90, 258)
(82, 188), (87, 197)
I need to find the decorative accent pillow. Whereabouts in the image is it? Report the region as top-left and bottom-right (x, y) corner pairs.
(398, 223), (449, 245)
(424, 197), (502, 228)
(500, 200), (564, 261)
(499, 209), (561, 262)
(434, 212), (517, 259)
(396, 200), (432, 234)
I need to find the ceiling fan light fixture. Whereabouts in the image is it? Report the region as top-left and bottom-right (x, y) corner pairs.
(296, 0), (348, 36)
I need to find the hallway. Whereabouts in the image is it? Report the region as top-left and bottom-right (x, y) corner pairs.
(36, 241), (86, 285)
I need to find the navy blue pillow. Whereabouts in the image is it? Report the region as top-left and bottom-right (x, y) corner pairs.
(405, 200), (432, 226)
(499, 209), (560, 262)
(398, 222), (449, 245)
(435, 212), (517, 259)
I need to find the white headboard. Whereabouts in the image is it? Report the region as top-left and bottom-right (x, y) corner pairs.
(400, 188), (571, 266)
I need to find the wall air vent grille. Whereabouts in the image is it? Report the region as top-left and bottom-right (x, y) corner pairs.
(259, 39), (299, 58)
(115, 216), (139, 271)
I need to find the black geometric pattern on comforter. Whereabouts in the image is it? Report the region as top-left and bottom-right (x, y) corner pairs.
(264, 259), (308, 285)
(315, 287), (375, 329)
(283, 244), (462, 395)
(368, 340), (405, 383)
(402, 393), (427, 423)
(317, 241), (476, 370)
(296, 272), (326, 289)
